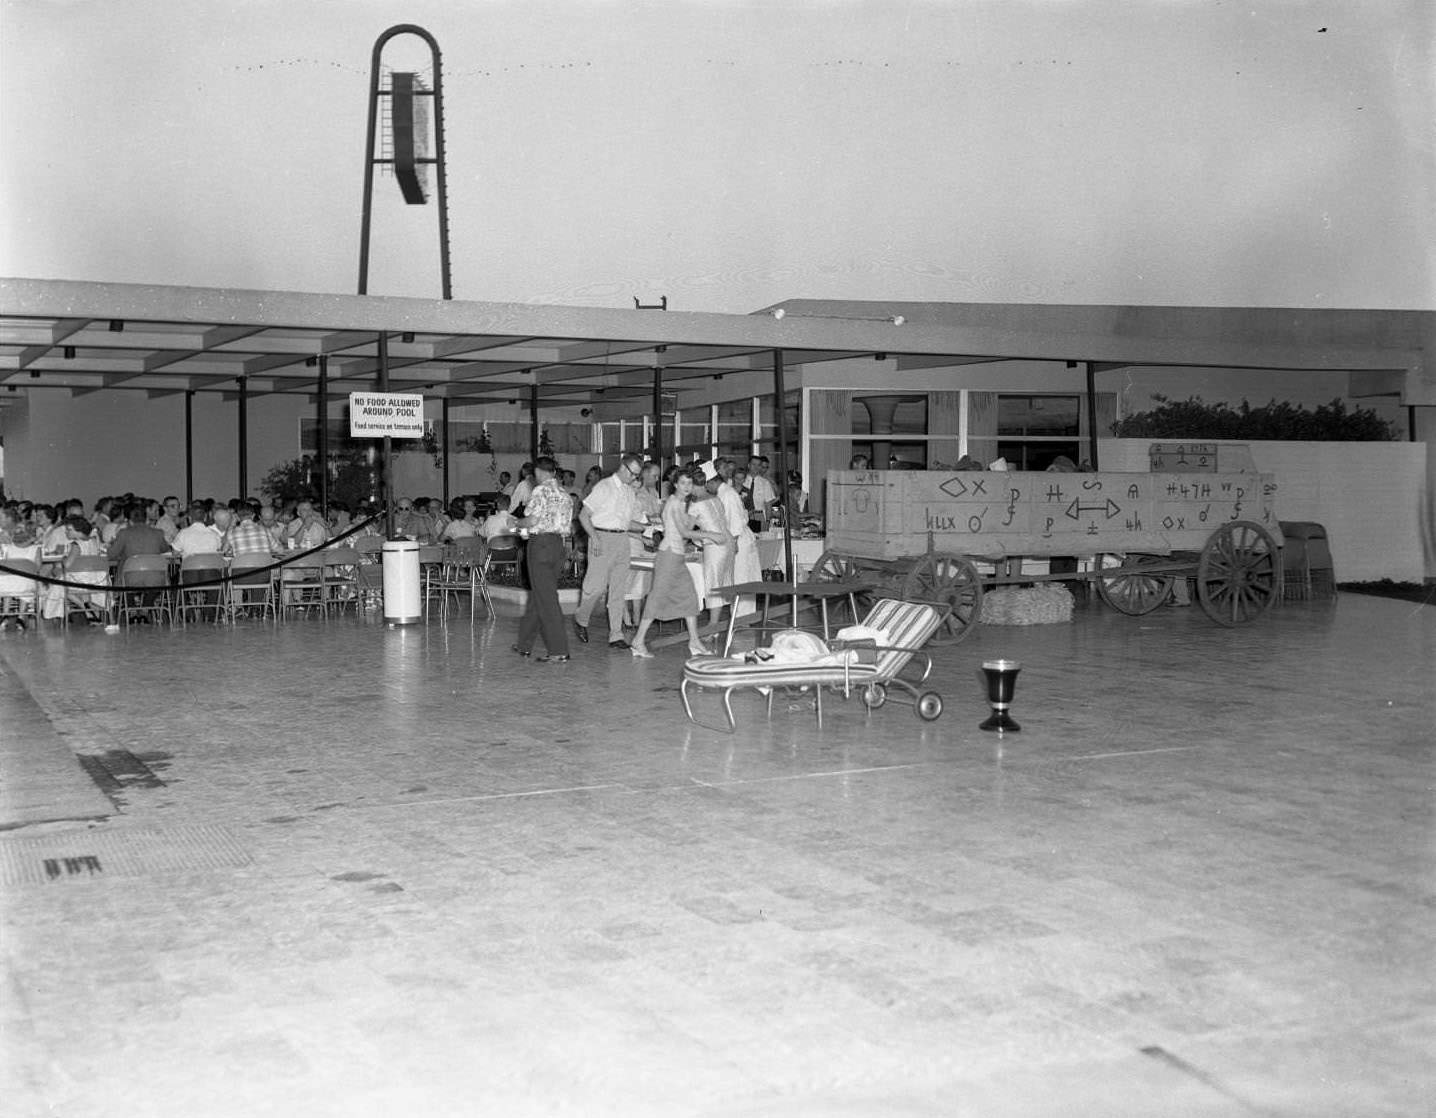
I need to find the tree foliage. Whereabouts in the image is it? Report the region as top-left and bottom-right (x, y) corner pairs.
(260, 449), (378, 509)
(1112, 395), (1395, 441)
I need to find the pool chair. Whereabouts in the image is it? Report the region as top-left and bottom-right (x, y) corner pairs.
(681, 597), (950, 733)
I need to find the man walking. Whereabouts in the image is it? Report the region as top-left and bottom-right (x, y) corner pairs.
(573, 453), (644, 649)
(512, 457), (573, 663)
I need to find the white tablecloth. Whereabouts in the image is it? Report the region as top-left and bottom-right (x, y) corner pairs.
(756, 536), (827, 581)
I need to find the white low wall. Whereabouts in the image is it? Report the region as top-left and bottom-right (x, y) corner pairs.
(1098, 439), (1429, 583)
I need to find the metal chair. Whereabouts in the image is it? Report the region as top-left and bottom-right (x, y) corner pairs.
(278, 552), (327, 620)
(322, 547), (363, 615)
(178, 553), (227, 625)
(62, 555), (113, 626)
(117, 555), (174, 626)
(0, 557), (41, 630)
(432, 537), (491, 620)
(417, 544), (446, 617)
(228, 553), (277, 622)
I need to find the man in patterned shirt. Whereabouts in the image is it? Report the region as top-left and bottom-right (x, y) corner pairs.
(512, 457), (573, 663)
(227, 500), (276, 557)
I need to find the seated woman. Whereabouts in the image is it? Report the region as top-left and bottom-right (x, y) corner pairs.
(41, 515), (107, 623)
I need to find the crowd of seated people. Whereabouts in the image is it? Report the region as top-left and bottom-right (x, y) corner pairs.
(1, 459), (811, 628)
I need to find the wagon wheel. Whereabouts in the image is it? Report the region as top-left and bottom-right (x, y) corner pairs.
(1196, 520), (1280, 627)
(809, 549), (877, 618)
(899, 553), (983, 645)
(1094, 553), (1173, 616)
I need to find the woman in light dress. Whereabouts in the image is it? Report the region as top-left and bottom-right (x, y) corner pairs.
(690, 467), (735, 627)
(631, 467), (724, 658)
(41, 516), (107, 622)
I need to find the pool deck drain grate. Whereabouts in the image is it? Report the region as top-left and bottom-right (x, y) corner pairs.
(0, 825), (251, 886)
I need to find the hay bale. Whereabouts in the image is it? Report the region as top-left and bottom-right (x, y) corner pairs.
(980, 583), (1075, 625)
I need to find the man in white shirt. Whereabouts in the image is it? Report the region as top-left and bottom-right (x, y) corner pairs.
(172, 504), (227, 556)
(573, 454), (643, 648)
(746, 456), (778, 528)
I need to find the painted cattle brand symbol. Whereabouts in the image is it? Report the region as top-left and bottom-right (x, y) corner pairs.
(1064, 497), (1122, 521)
(938, 476), (969, 498)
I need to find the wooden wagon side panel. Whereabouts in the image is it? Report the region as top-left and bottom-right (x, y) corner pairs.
(825, 470), (1281, 560)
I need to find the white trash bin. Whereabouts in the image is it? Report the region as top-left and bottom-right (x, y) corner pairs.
(381, 539), (421, 625)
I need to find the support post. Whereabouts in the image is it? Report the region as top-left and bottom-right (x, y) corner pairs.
(529, 382), (540, 461)
(652, 367), (664, 464)
(441, 396), (451, 507)
(184, 390), (194, 505)
(1085, 361), (1100, 470)
(237, 377), (248, 498)
(317, 356), (330, 514)
(773, 349), (794, 596)
(378, 334), (394, 539)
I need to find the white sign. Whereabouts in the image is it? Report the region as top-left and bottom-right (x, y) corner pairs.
(349, 393), (425, 438)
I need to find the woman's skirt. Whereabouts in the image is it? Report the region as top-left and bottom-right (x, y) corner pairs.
(700, 539), (735, 610)
(642, 549), (700, 621)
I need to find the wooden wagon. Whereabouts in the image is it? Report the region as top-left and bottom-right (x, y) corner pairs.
(811, 455), (1284, 644)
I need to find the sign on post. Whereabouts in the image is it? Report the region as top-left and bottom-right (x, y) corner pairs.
(349, 393), (425, 438)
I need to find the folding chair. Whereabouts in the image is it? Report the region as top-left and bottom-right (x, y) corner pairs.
(418, 544), (446, 618)
(322, 547), (363, 616)
(430, 537), (492, 620)
(63, 555), (113, 626)
(279, 552), (327, 620)
(117, 555), (174, 626)
(0, 557), (41, 631)
(681, 598), (949, 732)
(178, 553), (227, 625)
(228, 554), (277, 622)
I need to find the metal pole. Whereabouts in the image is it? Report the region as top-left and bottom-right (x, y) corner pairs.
(441, 396), (451, 506)
(237, 377), (248, 498)
(529, 383), (541, 461)
(317, 356), (330, 514)
(652, 367), (664, 464)
(773, 349), (794, 594)
(379, 334), (394, 539)
(1085, 361), (1100, 470)
(184, 390), (194, 504)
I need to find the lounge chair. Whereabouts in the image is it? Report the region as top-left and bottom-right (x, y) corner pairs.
(681, 597), (949, 732)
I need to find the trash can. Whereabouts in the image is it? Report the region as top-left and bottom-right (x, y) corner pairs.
(381, 539), (421, 625)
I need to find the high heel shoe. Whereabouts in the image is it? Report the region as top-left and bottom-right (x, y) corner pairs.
(630, 645), (654, 659)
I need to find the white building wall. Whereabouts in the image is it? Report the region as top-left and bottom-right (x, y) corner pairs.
(1099, 438), (1428, 584)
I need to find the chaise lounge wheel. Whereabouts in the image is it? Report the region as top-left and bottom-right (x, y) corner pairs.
(916, 691), (943, 721)
(861, 683), (887, 709)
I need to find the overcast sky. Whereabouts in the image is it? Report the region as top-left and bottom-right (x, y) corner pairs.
(2, 0), (1431, 313)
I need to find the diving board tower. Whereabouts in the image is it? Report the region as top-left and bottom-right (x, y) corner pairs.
(358, 24), (452, 299)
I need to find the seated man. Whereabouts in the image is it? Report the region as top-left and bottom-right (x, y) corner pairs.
(480, 495), (518, 540)
(107, 500), (170, 609)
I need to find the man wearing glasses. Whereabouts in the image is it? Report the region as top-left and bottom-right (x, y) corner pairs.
(574, 453), (645, 649)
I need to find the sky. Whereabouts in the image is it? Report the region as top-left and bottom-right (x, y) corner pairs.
(1, 0), (1431, 314)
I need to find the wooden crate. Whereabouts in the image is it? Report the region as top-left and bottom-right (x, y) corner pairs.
(824, 469), (1281, 560)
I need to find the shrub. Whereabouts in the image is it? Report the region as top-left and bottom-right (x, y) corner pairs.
(1113, 395), (1395, 441)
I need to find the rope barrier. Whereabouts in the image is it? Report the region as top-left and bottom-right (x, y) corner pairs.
(0, 515), (389, 594)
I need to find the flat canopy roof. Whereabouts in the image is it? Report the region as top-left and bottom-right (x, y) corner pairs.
(1, 277), (1427, 405)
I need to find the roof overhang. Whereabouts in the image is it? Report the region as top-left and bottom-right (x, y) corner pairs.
(1, 278), (1427, 406)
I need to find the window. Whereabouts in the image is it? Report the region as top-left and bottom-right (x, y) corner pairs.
(994, 395), (1080, 471)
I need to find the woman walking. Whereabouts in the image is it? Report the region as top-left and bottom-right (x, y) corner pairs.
(631, 466), (723, 658)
